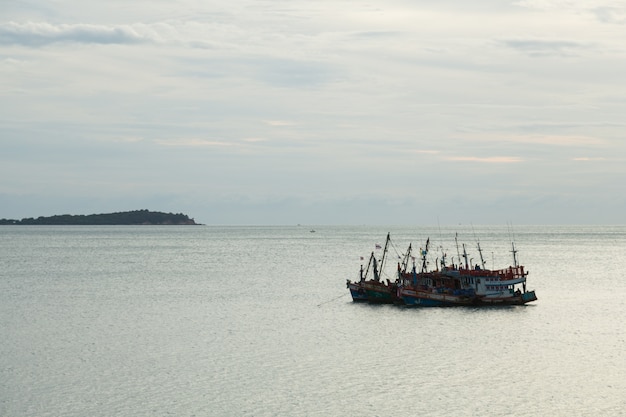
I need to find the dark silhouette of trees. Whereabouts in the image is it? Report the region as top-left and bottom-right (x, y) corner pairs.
(0, 210), (198, 225)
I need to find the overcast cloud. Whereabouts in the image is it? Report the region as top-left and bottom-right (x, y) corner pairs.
(1, 0), (625, 224)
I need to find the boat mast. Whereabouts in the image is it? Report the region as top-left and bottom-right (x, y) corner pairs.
(462, 243), (469, 270)
(508, 221), (519, 268)
(455, 233), (461, 269)
(511, 241), (518, 268)
(440, 246), (447, 270)
(477, 241), (486, 269)
(420, 238), (430, 273)
(377, 233), (391, 278)
(400, 243), (412, 273)
(363, 252), (374, 280)
(472, 225), (486, 269)
(373, 255), (380, 281)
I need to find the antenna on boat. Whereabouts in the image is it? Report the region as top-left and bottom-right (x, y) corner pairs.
(437, 216), (444, 241)
(437, 218), (446, 270)
(455, 232), (461, 269)
(508, 222), (519, 268)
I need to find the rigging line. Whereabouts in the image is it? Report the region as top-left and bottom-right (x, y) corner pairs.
(507, 220), (515, 243)
(509, 221), (520, 265)
(511, 221), (517, 242)
(437, 216), (443, 242)
(316, 293), (348, 307)
(380, 268), (395, 280)
(382, 235), (403, 267)
(388, 238), (403, 260)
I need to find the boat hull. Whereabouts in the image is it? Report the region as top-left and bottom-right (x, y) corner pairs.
(347, 280), (398, 303)
(365, 288), (396, 304)
(347, 282), (368, 302)
(400, 288), (477, 307)
(479, 290), (537, 305)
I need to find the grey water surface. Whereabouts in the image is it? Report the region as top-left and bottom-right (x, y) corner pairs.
(1, 225), (625, 416)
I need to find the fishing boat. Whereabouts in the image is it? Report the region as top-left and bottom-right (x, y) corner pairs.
(438, 240), (537, 305)
(397, 238), (479, 306)
(349, 233), (537, 307)
(397, 269), (478, 306)
(346, 276), (398, 303)
(346, 233), (400, 304)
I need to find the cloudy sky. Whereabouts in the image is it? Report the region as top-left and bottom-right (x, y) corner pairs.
(1, 1), (625, 224)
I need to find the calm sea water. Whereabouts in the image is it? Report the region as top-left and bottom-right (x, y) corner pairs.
(1, 225), (625, 416)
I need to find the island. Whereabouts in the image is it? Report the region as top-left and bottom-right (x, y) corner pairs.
(0, 210), (199, 225)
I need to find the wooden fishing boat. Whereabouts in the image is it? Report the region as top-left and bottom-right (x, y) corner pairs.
(397, 239), (480, 307)
(439, 241), (537, 305)
(346, 233), (401, 304)
(346, 278), (398, 303)
(348, 232), (537, 307)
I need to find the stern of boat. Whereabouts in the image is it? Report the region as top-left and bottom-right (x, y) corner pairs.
(521, 290), (537, 303)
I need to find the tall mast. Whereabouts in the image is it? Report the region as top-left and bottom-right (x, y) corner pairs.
(477, 241), (486, 269)
(511, 241), (518, 268)
(455, 233), (461, 269)
(373, 255), (380, 281)
(363, 252), (374, 280)
(378, 233), (391, 277)
(420, 238), (430, 273)
(462, 243), (469, 270)
(472, 224), (486, 269)
(440, 246), (447, 270)
(400, 243), (412, 273)
(508, 221), (519, 268)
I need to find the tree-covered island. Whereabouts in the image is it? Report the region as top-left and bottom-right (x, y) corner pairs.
(0, 210), (199, 225)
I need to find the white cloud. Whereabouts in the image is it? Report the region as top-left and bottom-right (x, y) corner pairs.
(265, 120), (296, 127)
(515, 1), (626, 24)
(500, 38), (589, 57)
(155, 138), (237, 147)
(444, 156), (524, 163)
(464, 134), (606, 147)
(572, 157), (607, 161)
(592, 6), (626, 24)
(1, 1), (626, 223)
(0, 21), (163, 46)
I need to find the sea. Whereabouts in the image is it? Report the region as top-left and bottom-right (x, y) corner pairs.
(1, 225), (625, 417)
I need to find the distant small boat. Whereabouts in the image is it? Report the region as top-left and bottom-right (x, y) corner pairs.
(310, 229), (316, 233)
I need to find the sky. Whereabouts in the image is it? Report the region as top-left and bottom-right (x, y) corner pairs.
(1, 0), (626, 225)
